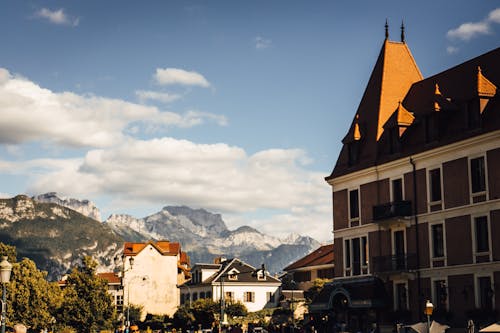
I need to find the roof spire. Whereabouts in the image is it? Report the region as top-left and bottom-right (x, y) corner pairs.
(385, 19), (389, 40)
(401, 20), (405, 43)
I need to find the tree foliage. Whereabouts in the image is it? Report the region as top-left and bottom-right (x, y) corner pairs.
(56, 256), (115, 333)
(225, 301), (248, 317)
(305, 278), (331, 302)
(6, 258), (63, 330)
(0, 242), (17, 263)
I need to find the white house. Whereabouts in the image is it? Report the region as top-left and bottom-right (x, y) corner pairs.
(179, 257), (281, 313)
(120, 240), (190, 319)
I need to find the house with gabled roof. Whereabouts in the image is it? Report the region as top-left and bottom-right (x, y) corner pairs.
(120, 240), (190, 319)
(284, 243), (334, 291)
(179, 257), (281, 313)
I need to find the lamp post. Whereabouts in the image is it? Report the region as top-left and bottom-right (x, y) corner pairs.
(425, 300), (434, 333)
(0, 257), (12, 333)
(114, 254), (134, 330)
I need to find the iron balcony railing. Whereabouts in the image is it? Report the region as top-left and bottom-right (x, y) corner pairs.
(372, 253), (418, 274)
(372, 200), (412, 221)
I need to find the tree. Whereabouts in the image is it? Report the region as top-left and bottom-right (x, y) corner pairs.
(0, 242), (17, 263)
(190, 298), (219, 329)
(6, 257), (63, 330)
(57, 256), (115, 333)
(172, 305), (195, 330)
(225, 301), (248, 318)
(305, 278), (331, 303)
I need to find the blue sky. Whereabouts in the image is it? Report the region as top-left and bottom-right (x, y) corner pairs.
(0, 1), (498, 242)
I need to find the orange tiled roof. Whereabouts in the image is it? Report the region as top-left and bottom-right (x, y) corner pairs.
(98, 272), (121, 284)
(123, 240), (182, 256)
(284, 244), (334, 271)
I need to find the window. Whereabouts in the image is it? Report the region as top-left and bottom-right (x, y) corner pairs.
(344, 236), (368, 276)
(294, 271), (311, 282)
(200, 292), (206, 299)
(349, 189), (360, 224)
(244, 292), (255, 303)
(224, 292), (234, 302)
(470, 157), (486, 193)
(317, 268), (334, 279)
(431, 224), (445, 258)
(206, 291), (212, 299)
(193, 292), (198, 301)
(228, 270), (239, 281)
(395, 283), (408, 311)
(429, 168), (442, 202)
(470, 156), (487, 202)
(392, 178), (403, 202)
(266, 292), (275, 303)
(478, 276), (493, 310)
(433, 280), (448, 310)
(474, 216), (489, 253)
(180, 294), (185, 305)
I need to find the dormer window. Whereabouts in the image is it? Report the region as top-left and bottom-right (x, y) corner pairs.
(257, 270), (266, 281)
(227, 269), (239, 281)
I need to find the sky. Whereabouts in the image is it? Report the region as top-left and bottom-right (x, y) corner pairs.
(0, 1), (499, 242)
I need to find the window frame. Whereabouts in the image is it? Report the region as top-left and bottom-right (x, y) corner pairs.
(348, 188), (360, 226)
(469, 155), (488, 203)
(474, 273), (495, 310)
(427, 166), (443, 210)
(343, 235), (369, 277)
(471, 214), (492, 262)
(393, 280), (409, 311)
(390, 177), (405, 202)
(431, 278), (449, 311)
(428, 221), (447, 266)
(244, 291), (255, 303)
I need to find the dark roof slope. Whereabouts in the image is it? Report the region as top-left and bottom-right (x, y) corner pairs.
(284, 244), (334, 271)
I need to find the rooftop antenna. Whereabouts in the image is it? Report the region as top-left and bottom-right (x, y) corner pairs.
(385, 19), (389, 40)
(401, 20), (406, 43)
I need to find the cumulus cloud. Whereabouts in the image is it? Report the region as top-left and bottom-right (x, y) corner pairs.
(0, 68), (225, 147)
(447, 7), (500, 41)
(35, 8), (79, 27)
(7, 138), (330, 238)
(135, 90), (181, 104)
(154, 68), (210, 88)
(255, 36), (272, 49)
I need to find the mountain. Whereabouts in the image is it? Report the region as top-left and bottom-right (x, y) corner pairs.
(0, 193), (321, 278)
(105, 205), (320, 273)
(0, 195), (122, 280)
(33, 192), (102, 221)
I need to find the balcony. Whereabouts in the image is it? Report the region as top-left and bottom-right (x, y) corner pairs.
(373, 200), (412, 221)
(372, 253), (417, 275)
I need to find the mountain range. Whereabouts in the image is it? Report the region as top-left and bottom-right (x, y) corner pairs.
(0, 193), (320, 280)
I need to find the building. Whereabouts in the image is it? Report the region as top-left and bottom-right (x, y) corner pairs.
(284, 244), (334, 291)
(119, 240), (191, 319)
(315, 24), (499, 332)
(97, 272), (123, 311)
(179, 257), (281, 313)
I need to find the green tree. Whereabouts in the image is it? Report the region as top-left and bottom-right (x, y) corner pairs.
(172, 305), (195, 329)
(0, 242), (17, 263)
(225, 301), (248, 317)
(305, 278), (331, 303)
(190, 298), (219, 329)
(57, 256), (115, 333)
(6, 257), (63, 330)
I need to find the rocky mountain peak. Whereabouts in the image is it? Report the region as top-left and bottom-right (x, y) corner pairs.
(33, 192), (102, 221)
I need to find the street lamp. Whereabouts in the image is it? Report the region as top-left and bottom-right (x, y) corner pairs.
(0, 257), (12, 333)
(425, 300), (434, 333)
(114, 254), (134, 329)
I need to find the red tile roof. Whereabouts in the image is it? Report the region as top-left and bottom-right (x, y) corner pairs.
(123, 240), (181, 256)
(98, 272), (121, 284)
(284, 244), (334, 271)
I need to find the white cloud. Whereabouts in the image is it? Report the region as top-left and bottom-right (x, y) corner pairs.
(0, 68), (225, 147)
(447, 7), (500, 41)
(255, 36), (272, 49)
(154, 68), (210, 87)
(35, 8), (79, 27)
(446, 46), (459, 54)
(135, 90), (181, 104)
(9, 138), (330, 239)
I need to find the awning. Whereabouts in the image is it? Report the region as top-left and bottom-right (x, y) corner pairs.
(309, 276), (388, 312)
(480, 323), (500, 333)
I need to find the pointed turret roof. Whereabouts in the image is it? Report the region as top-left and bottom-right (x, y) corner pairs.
(331, 36), (422, 177)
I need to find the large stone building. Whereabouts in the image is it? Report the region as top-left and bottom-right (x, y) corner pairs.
(314, 25), (499, 332)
